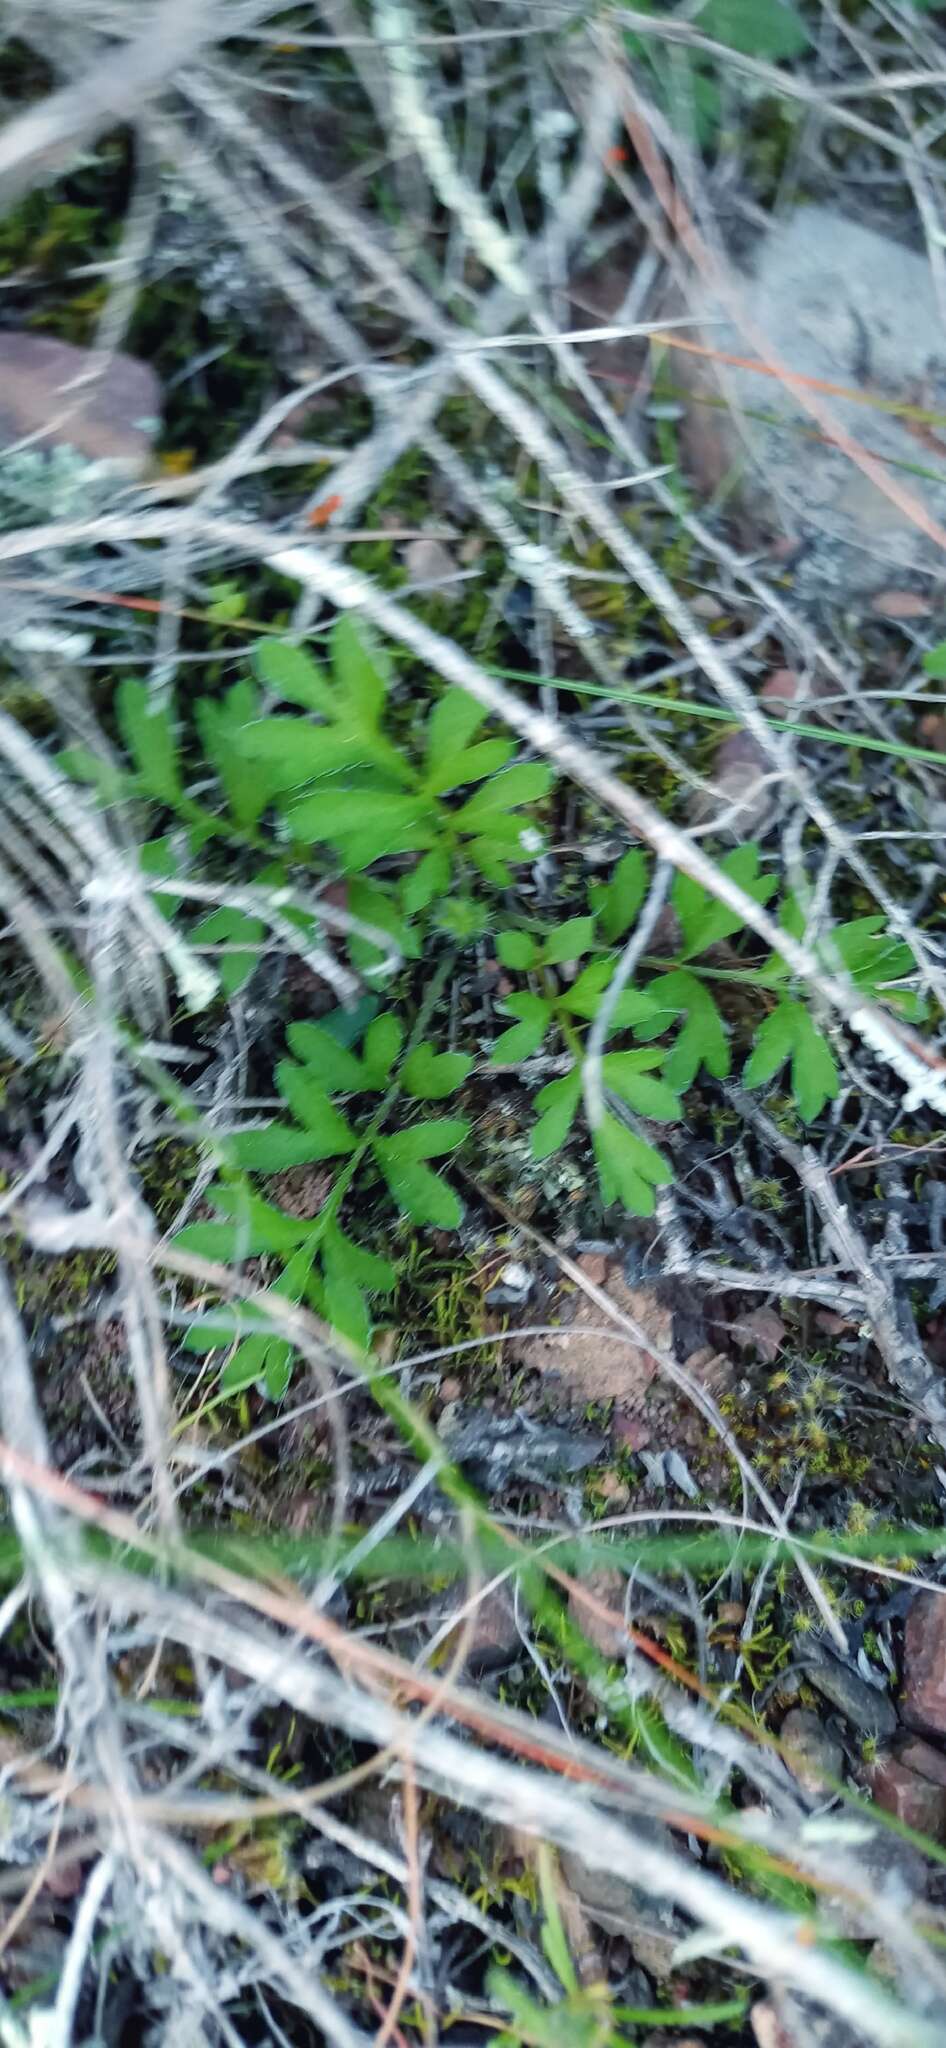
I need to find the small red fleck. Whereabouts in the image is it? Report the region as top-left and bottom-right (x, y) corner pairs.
(307, 493), (342, 528)
(604, 146), (628, 166)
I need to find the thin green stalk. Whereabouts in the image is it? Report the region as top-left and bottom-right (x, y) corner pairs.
(490, 665), (946, 773)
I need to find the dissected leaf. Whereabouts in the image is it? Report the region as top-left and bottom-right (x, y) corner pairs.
(452, 763), (554, 825)
(348, 877), (421, 975)
(373, 1150), (463, 1227)
(377, 1117), (468, 1162)
(402, 1043), (473, 1099)
(539, 916), (597, 967)
(791, 1010), (839, 1122)
(424, 738), (515, 795)
(322, 1223), (397, 1294)
(530, 1066), (582, 1161)
(331, 614), (389, 726)
(497, 929), (537, 970)
(594, 849), (648, 944)
(698, 0), (809, 60)
(742, 1000), (798, 1089)
(362, 1012), (404, 1084)
(601, 1056), (682, 1122)
(220, 1336), (270, 1393)
(490, 993), (552, 1063)
(560, 957), (659, 1028)
(276, 1061), (358, 1152)
(237, 716), (370, 785)
(253, 638), (335, 712)
(425, 687), (486, 768)
(402, 844), (451, 914)
(57, 745), (127, 804)
(743, 999), (839, 1122)
(116, 678), (181, 805)
(203, 1185), (314, 1252)
(190, 905), (265, 997)
(174, 1187), (307, 1261)
(467, 838), (513, 886)
(196, 681), (274, 827)
(286, 1021), (365, 1091)
(674, 844), (777, 958)
(288, 787), (430, 855)
(229, 1124), (339, 1171)
(593, 1114), (672, 1216)
(640, 969), (730, 1090)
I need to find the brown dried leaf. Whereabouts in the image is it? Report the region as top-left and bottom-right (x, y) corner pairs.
(511, 1260), (670, 1406)
(731, 1306), (787, 1362)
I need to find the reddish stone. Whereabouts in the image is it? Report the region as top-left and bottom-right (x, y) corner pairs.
(612, 1412), (651, 1451)
(760, 668), (800, 707)
(901, 1591), (946, 1739)
(868, 1755), (946, 1841)
(870, 588), (933, 619)
(0, 332), (160, 474)
(899, 1736), (946, 1789)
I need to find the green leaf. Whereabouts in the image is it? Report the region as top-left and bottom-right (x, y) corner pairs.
(697, 0), (809, 59)
(184, 1307), (247, 1356)
(139, 835), (183, 914)
(288, 787), (429, 853)
(286, 1021), (365, 1090)
(322, 1266), (371, 1349)
(191, 906), (265, 997)
(594, 849), (648, 944)
(674, 844), (777, 959)
(452, 763), (554, 826)
(425, 738), (515, 795)
(378, 1118), (468, 1162)
(254, 638), (335, 713)
(275, 1061), (358, 1152)
(373, 1155), (463, 1228)
(322, 1222), (397, 1294)
(539, 916), (597, 967)
(425, 687), (486, 768)
(435, 894), (492, 940)
(173, 1187), (307, 1261)
(220, 1336), (271, 1394)
(195, 681), (274, 827)
(206, 580), (245, 623)
(832, 916), (915, 991)
(57, 745), (127, 804)
(601, 1056), (682, 1121)
(593, 1114), (672, 1215)
(560, 957), (658, 1028)
(116, 678), (181, 805)
(746, 996), (843, 1119)
(229, 1124), (339, 1171)
(922, 642), (946, 679)
(742, 1000), (798, 1090)
(172, 1219), (269, 1263)
(331, 614), (389, 726)
(203, 1185), (314, 1251)
(490, 993), (552, 1063)
(264, 1341), (293, 1401)
(467, 838), (513, 887)
(238, 717), (372, 785)
(641, 969), (730, 1090)
(496, 929), (537, 970)
(348, 878), (421, 976)
(362, 1012), (404, 1085)
(402, 1044), (473, 1099)
(791, 1011), (839, 1123)
(402, 844), (451, 915)
(530, 1066), (582, 1161)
